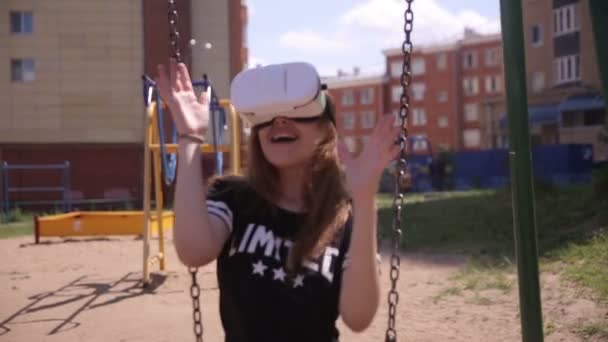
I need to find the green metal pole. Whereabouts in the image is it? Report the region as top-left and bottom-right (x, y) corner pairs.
(589, 0), (608, 97)
(499, 1), (544, 341)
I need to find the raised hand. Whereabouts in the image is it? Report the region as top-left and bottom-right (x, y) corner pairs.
(338, 114), (402, 198)
(155, 58), (210, 135)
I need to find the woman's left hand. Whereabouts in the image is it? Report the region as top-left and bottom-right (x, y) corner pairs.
(338, 114), (403, 198)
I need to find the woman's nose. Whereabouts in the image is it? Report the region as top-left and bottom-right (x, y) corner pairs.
(272, 116), (290, 126)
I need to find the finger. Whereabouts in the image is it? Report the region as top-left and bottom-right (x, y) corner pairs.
(198, 88), (211, 106)
(169, 58), (182, 91)
(377, 114), (395, 138)
(379, 113), (396, 133)
(371, 114), (396, 145)
(177, 62), (193, 92)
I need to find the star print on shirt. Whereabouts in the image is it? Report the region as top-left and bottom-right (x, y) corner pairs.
(252, 260), (267, 276)
(293, 274), (305, 288)
(273, 267), (286, 282)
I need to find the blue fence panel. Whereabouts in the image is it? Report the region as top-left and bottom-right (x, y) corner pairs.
(407, 144), (593, 192)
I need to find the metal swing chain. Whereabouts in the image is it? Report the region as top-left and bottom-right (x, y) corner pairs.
(190, 268), (204, 342)
(168, 0), (181, 62)
(385, 1), (413, 342)
(167, 1), (204, 341)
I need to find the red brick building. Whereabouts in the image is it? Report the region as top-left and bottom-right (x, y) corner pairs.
(325, 30), (504, 155)
(384, 43), (462, 153)
(386, 30), (504, 152)
(324, 71), (387, 154)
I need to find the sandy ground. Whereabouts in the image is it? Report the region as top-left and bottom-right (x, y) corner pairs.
(1, 235), (606, 342)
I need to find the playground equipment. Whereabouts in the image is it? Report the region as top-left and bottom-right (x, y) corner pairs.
(32, 77), (243, 286)
(140, 75), (243, 284)
(1, 162), (72, 222)
(34, 211), (172, 244)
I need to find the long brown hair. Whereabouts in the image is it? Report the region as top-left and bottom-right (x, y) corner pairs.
(245, 95), (351, 270)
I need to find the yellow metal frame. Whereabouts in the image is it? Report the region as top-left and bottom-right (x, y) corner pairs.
(35, 211), (173, 240)
(142, 99), (243, 285)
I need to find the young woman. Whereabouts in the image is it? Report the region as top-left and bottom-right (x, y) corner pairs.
(156, 59), (402, 342)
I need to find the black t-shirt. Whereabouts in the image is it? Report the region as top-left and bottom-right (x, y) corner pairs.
(206, 178), (352, 342)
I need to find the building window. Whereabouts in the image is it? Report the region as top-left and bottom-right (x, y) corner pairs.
(484, 48), (500, 67)
(436, 91), (448, 102)
(531, 71), (545, 93)
(553, 55), (581, 85)
(462, 77), (479, 96)
(391, 86), (402, 103)
(360, 136), (370, 148)
(390, 61), (402, 78)
(412, 136), (429, 152)
(463, 129), (481, 148)
(462, 51), (477, 69)
(485, 75), (502, 94)
(360, 88), (374, 105)
(412, 108), (427, 126)
(10, 11), (33, 34)
(531, 24), (543, 46)
(464, 103), (479, 122)
(553, 4), (579, 37)
(392, 110), (407, 127)
(411, 58), (426, 75)
(562, 110), (606, 127)
(343, 136), (356, 153)
(360, 111), (375, 129)
(342, 90), (355, 106)
(412, 83), (426, 101)
(436, 53), (447, 71)
(343, 112), (355, 130)
(11, 58), (35, 82)
(437, 116), (449, 128)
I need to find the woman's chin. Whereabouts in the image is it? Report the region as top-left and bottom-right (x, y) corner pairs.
(266, 157), (308, 171)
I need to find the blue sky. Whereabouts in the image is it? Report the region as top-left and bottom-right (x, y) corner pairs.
(246, 0), (501, 76)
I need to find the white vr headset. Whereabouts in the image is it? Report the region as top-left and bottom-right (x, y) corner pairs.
(230, 62), (330, 127)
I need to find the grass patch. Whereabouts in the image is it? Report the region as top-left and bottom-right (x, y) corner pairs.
(377, 189), (514, 254)
(451, 257), (515, 294)
(434, 256), (515, 304)
(550, 232), (608, 301)
(432, 286), (462, 304)
(465, 293), (493, 306)
(0, 220), (34, 239)
(0, 208), (35, 239)
(575, 321), (608, 340)
(378, 184), (608, 302)
(544, 321), (557, 336)
(377, 184), (608, 256)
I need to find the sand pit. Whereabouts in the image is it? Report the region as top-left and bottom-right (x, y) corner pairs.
(1, 236), (605, 341)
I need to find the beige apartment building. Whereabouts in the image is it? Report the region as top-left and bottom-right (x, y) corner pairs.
(0, 0), (247, 208)
(520, 0), (606, 161)
(1, 0), (145, 144)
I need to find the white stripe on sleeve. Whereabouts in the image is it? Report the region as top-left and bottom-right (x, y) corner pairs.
(206, 200), (233, 233)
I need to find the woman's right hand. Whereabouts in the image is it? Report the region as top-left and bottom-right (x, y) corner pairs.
(155, 58), (210, 135)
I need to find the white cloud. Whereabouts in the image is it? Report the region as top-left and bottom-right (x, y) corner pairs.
(269, 0), (501, 76)
(339, 0), (501, 48)
(242, 0), (254, 16)
(278, 30), (351, 53)
(248, 55), (267, 68)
